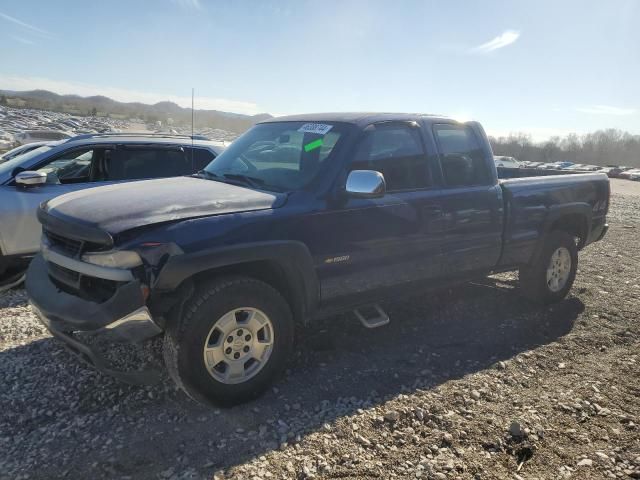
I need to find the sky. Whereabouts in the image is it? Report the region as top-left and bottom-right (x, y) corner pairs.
(0, 0), (638, 141)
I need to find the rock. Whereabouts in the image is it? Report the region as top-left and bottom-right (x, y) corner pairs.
(471, 390), (481, 400)
(384, 410), (400, 422)
(496, 361), (507, 370)
(442, 432), (454, 445)
(577, 459), (593, 467)
(509, 421), (526, 438)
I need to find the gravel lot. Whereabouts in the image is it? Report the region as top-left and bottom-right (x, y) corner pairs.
(1, 180), (639, 480)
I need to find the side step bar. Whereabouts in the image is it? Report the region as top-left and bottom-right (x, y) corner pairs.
(354, 304), (390, 329)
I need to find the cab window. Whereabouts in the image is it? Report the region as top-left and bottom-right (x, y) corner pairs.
(433, 124), (491, 187)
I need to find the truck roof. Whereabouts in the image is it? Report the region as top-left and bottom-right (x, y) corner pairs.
(60, 133), (226, 150)
(261, 112), (457, 127)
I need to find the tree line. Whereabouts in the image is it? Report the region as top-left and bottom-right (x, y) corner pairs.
(489, 129), (640, 168)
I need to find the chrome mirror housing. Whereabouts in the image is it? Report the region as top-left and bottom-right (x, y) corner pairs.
(15, 171), (47, 186)
(346, 170), (386, 198)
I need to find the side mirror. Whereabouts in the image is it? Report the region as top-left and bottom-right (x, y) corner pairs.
(15, 171), (47, 187)
(346, 170), (386, 198)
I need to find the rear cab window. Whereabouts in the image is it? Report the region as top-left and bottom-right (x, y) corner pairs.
(433, 124), (491, 187)
(350, 123), (431, 192)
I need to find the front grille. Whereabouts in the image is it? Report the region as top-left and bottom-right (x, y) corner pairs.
(43, 229), (123, 303)
(44, 229), (83, 257)
(48, 262), (80, 284)
(81, 276), (122, 303)
(47, 260), (123, 303)
(48, 262), (81, 296)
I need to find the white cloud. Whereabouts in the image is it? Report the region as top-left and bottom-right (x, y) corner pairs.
(576, 105), (636, 116)
(170, 0), (202, 10)
(0, 11), (50, 36)
(0, 74), (264, 115)
(470, 30), (520, 54)
(8, 34), (35, 45)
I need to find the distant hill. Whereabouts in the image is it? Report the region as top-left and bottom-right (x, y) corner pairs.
(0, 89), (272, 133)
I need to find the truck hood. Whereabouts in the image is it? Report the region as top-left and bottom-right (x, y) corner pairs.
(43, 176), (286, 235)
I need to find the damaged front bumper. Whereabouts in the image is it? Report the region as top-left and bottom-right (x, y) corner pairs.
(26, 254), (163, 384)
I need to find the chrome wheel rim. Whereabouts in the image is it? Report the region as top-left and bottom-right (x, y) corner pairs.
(546, 247), (571, 293)
(203, 307), (274, 385)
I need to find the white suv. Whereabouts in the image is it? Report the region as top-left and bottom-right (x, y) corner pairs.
(494, 155), (521, 169)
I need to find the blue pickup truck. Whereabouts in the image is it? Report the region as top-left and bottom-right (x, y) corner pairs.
(26, 113), (609, 405)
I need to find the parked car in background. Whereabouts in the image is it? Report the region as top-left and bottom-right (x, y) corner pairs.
(0, 132), (14, 151)
(0, 133), (225, 282)
(606, 167), (622, 178)
(26, 113), (610, 405)
(619, 168), (640, 181)
(552, 161), (574, 169)
(540, 163), (559, 169)
(563, 163), (588, 171)
(0, 141), (59, 163)
(607, 166), (632, 178)
(521, 161), (544, 168)
(494, 155), (521, 168)
(14, 130), (72, 145)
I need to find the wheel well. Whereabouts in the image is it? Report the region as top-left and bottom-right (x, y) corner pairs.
(550, 214), (588, 249)
(192, 260), (305, 323)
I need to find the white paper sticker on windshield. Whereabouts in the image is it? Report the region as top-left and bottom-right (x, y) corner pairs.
(297, 123), (333, 135)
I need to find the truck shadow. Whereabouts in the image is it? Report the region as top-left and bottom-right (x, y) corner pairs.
(0, 278), (584, 479)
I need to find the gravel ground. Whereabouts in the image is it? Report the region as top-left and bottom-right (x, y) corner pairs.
(1, 180), (639, 480)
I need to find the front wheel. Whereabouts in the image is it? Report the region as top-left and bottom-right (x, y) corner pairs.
(519, 231), (578, 304)
(163, 276), (294, 406)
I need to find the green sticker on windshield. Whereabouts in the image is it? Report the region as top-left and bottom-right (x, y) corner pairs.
(304, 138), (323, 152)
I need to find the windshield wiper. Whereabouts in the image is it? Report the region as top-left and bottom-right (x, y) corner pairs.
(195, 169), (222, 180)
(197, 170), (284, 192)
(222, 173), (267, 189)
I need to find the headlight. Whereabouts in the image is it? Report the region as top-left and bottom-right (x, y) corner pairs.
(81, 250), (142, 269)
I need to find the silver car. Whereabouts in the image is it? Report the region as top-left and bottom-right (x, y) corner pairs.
(0, 133), (225, 281)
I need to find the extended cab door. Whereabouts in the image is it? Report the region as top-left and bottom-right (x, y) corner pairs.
(428, 122), (504, 276)
(314, 121), (445, 304)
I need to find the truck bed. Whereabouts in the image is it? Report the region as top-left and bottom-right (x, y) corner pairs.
(498, 173), (610, 267)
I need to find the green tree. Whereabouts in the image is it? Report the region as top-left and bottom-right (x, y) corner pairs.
(0, 95), (7, 106)
(90, 106), (98, 116)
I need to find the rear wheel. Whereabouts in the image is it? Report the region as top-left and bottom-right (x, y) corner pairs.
(519, 231), (578, 304)
(163, 276), (294, 406)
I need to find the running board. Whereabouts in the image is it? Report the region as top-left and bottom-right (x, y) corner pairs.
(354, 304), (390, 329)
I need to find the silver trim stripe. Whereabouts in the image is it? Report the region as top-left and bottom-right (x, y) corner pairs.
(42, 244), (134, 282)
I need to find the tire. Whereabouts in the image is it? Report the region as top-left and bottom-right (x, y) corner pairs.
(163, 276), (294, 406)
(519, 230), (578, 304)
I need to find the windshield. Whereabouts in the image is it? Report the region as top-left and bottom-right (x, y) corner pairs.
(0, 145), (55, 177)
(204, 121), (348, 191)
